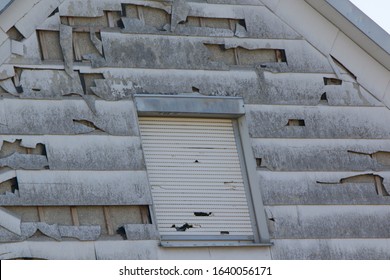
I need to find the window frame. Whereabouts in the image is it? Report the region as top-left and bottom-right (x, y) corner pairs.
(134, 94), (271, 247)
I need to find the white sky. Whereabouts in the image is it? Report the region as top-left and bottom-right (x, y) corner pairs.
(349, 0), (390, 34)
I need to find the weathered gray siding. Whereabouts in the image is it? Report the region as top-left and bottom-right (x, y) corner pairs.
(1, 0), (390, 259)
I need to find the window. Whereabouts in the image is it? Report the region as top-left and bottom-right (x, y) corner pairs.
(135, 95), (270, 246)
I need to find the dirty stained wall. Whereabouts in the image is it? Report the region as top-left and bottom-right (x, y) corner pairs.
(1, 0), (390, 259)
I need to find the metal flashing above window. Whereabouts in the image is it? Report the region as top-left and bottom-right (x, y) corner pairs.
(134, 95), (245, 118)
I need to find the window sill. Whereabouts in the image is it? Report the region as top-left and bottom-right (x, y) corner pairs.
(160, 241), (273, 248)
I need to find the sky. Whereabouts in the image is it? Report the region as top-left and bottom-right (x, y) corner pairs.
(350, 0), (390, 34)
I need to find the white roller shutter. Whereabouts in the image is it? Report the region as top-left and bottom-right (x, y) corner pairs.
(139, 117), (254, 239)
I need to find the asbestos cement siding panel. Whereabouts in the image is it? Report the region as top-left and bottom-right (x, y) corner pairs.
(259, 171), (390, 205)
(44, 135), (145, 170)
(271, 239), (390, 260)
(257, 71), (382, 106)
(247, 105), (390, 139)
(93, 68), (260, 103)
(0, 99), (139, 136)
(267, 205), (390, 239)
(98, 32), (332, 72)
(251, 139), (390, 172)
(0, 170), (152, 206)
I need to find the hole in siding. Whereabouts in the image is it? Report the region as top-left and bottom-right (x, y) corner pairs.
(73, 119), (105, 133)
(0, 177), (19, 195)
(256, 158), (262, 167)
(117, 18), (125, 29)
(6, 27), (24, 41)
(374, 175), (390, 197)
(32, 88), (41, 92)
(286, 119), (305, 127)
(0, 140), (47, 158)
(116, 226), (127, 240)
(320, 92), (328, 102)
(238, 19), (246, 29)
(192, 87), (200, 93)
(275, 49), (287, 63)
(268, 218), (275, 222)
(324, 77), (342, 86)
(15, 85), (23, 93)
(194, 212), (212, 217)
(37, 30), (63, 61)
(49, 7), (59, 17)
(172, 223), (193, 231)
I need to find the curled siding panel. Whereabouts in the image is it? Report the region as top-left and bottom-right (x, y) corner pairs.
(139, 117), (254, 238)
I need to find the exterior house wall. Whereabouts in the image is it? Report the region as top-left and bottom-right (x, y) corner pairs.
(0, 0), (390, 259)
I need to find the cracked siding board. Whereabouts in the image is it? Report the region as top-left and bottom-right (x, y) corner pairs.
(94, 240), (158, 260)
(251, 139), (390, 172)
(267, 205), (390, 239)
(271, 239), (390, 260)
(99, 32), (223, 70)
(246, 105), (390, 139)
(0, 240), (96, 260)
(0, 39), (11, 65)
(18, 69), (83, 98)
(259, 171), (390, 205)
(0, 170), (152, 206)
(93, 68), (259, 101)
(59, 0), (171, 17)
(0, 99), (139, 136)
(1, 135), (144, 171)
(45, 135), (145, 170)
(258, 71), (383, 106)
(98, 32), (331, 72)
(14, 0), (65, 38)
(0, 0), (40, 32)
(0, 207), (21, 235)
(331, 32), (390, 102)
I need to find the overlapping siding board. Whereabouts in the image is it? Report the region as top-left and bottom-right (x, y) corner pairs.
(1, 0), (390, 259)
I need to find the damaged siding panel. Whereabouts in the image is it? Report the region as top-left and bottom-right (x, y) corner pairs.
(91, 68), (259, 102)
(259, 171), (390, 205)
(14, 0), (64, 38)
(0, 170), (151, 205)
(45, 135), (145, 170)
(251, 139), (390, 172)
(97, 32), (331, 72)
(0, 135), (144, 171)
(267, 205), (390, 239)
(0, 240), (96, 260)
(257, 71), (383, 106)
(247, 105), (390, 139)
(0, 99), (138, 136)
(271, 239), (390, 260)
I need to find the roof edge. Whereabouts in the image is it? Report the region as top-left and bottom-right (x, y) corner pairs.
(305, 0), (390, 70)
(0, 0), (14, 14)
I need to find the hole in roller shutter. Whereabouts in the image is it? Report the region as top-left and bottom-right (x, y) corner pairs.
(220, 231), (230, 235)
(194, 212), (212, 217)
(172, 223), (193, 231)
(194, 160), (199, 163)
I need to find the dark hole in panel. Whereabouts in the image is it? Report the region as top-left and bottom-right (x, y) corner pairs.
(286, 119), (305, 127)
(324, 77), (343, 85)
